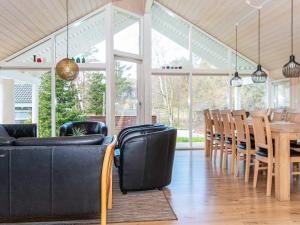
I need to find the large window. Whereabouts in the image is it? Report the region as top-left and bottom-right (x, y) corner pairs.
(53, 71), (106, 136)
(240, 76), (267, 110)
(151, 3), (189, 69)
(114, 60), (138, 132)
(272, 80), (290, 109)
(192, 76), (229, 147)
(152, 74), (189, 148)
(55, 11), (106, 63)
(114, 10), (140, 54)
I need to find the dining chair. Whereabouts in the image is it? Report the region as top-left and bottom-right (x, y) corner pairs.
(232, 110), (255, 182)
(204, 109), (214, 158)
(286, 111), (300, 123)
(220, 110), (236, 173)
(251, 111), (274, 196)
(211, 109), (224, 166)
(270, 110), (284, 122)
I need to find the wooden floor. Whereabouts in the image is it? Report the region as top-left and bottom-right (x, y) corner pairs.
(111, 150), (300, 225)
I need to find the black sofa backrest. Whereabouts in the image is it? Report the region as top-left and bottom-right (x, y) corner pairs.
(0, 124), (37, 139)
(60, 121), (108, 136)
(14, 135), (105, 146)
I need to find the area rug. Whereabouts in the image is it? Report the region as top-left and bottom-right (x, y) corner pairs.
(5, 172), (177, 225)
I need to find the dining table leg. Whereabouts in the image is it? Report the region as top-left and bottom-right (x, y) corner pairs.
(274, 133), (290, 201)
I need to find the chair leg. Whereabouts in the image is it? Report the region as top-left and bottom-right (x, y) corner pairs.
(266, 161), (273, 197)
(235, 151), (240, 177)
(245, 152), (251, 183)
(209, 140), (213, 160)
(214, 142), (218, 162)
(253, 159), (259, 188)
(231, 144), (236, 175)
(220, 139), (224, 168)
(223, 145), (228, 169)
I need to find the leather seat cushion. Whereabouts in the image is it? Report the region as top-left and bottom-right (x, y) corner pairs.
(256, 148), (269, 157)
(0, 125), (9, 137)
(238, 140), (255, 150)
(14, 135), (104, 146)
(0, 137), (15, 146)
(225, 137), (232, 144)
(214, 134), (222, 141)
(290, 141), (300, 149)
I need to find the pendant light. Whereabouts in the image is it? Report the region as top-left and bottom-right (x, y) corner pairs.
(282, 0), (300, 78)
(252, 9), (267, 83)
(56, 0), (79, 81)
(230, 25), (243, 87)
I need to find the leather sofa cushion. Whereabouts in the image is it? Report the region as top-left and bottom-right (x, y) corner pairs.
(0, 125), (9, 138)
(14, 135), (104, 146)
(2, 124), (37, 138)
(0, 137), (15, 146)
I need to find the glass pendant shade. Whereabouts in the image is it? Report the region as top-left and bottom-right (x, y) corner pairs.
(230, 72), (243, 87)
(282, 0), (300, 78)
(55, 0), (79, 81)
(283, 55), (300, 78)
(56, 58), (79, 81)
(252, 64), (267, 83)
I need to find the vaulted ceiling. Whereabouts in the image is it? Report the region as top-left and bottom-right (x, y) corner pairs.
(157, 0), (300, 71)
(1, 0), (299, 72)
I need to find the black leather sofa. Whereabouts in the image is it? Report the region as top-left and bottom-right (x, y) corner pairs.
(0, 124), (112, 222)
(115, 124), (177, 193)
(60, 121), (108, 136)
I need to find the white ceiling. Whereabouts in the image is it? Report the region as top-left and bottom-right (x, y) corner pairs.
(157, 0), (300, 71)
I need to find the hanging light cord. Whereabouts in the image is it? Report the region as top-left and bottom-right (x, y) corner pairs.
(235, 25), (238, 73)
(291, 0), (294, 55)
(66, 0), (69, 58)
(258, 9), (261, 65)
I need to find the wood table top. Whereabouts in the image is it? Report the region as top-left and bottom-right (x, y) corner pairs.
(246, 119), (300, 133)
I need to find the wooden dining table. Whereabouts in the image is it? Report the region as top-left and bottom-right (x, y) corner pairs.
(247, 120), (300, 201)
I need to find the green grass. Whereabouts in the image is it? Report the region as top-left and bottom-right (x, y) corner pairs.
(176, 137), (205, 143)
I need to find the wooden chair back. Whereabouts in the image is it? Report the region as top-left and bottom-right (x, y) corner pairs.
(251, 112), (273, 158)
(269, 109), (284, 121)
(232, 110), (249, 146)
(204, 109), (213, 134)
(211, 109), (223, 135)
(101, 135), (117, 225)
(220, 110), (233, 138)
(286, 112), (300, 123)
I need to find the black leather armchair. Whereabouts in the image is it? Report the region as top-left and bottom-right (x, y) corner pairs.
(59, 121), (108, 136)
(115, 125), (177, 193)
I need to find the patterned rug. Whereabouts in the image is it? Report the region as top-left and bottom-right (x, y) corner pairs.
(5, 172), (177, 225)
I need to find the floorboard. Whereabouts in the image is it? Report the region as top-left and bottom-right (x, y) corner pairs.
(110, 150), (300, 225)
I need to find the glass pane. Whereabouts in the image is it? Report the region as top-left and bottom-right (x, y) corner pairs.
(0, 70), (51, 137)
(192, 76), (229, 148)
(55, 71), (106, 136)
(272, 80), (290, 109)
(151, 3), (189, 69)
(55, 11), (106, 63)
(115, 60), (138, 133)
(152, 75), (189, 148)
(114, 10), (140, 54)
(192, 28), (229, 69)
(8, 39), (52, 63)
(231, 52), (256, 71)
(240, 76), (267, 110)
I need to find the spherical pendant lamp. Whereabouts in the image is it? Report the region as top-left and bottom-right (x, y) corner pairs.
(282, 0), (300, 78)
(56, 0), (79, 81)
(252, 9), (267, 83)
(230, 25), (243, 87)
